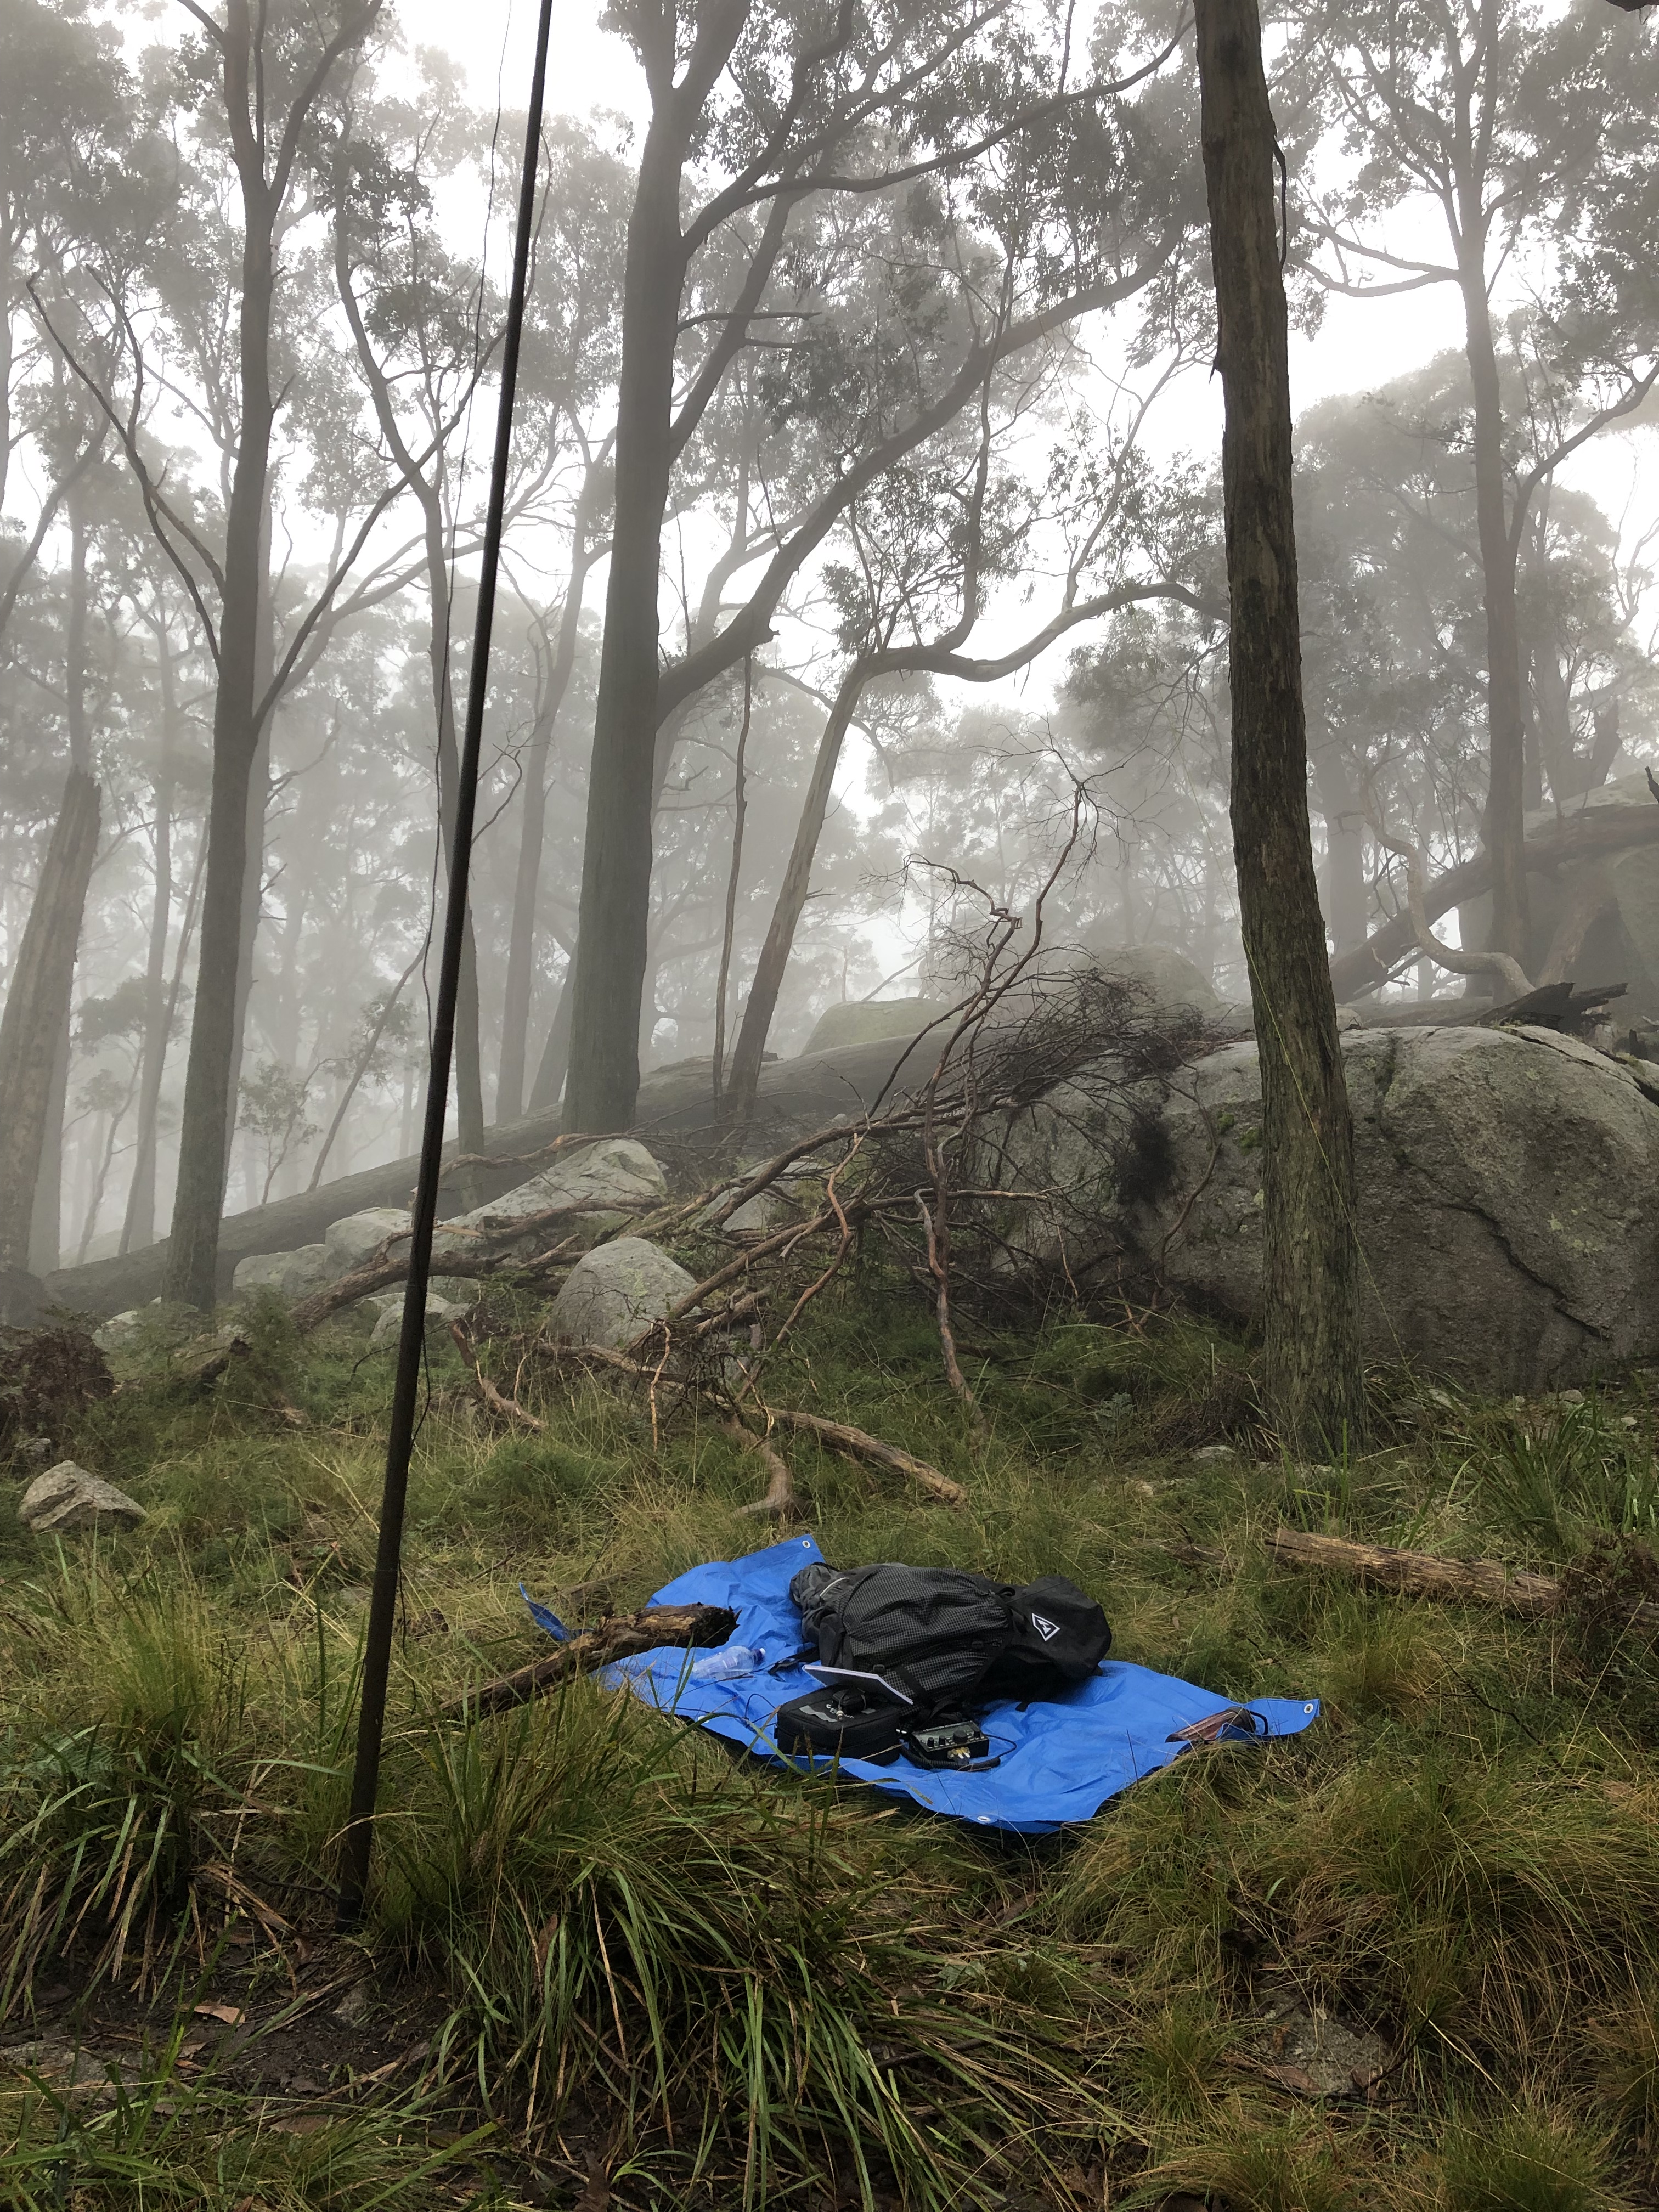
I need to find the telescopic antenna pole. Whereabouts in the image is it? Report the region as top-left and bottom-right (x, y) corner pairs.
(337, 0), (557, 1925)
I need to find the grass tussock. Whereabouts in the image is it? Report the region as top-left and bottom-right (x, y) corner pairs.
(7, 1269), (1659, 2205)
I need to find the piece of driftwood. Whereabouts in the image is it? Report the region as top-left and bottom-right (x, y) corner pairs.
(449, 1602), (738, 1716)
(1175, 1524), (1659, 1628)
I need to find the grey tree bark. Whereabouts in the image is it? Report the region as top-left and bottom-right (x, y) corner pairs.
(1195, 0), (1365, 1453)
(165, 0), (383, 1310)
(0, 769), (100, 1273)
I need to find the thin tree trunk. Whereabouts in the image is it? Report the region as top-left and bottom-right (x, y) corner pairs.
(1459, 242), (1530, 970)
(496, 503), (601, 1121)
(422, 503), (487, 1155)
(498, 706), (554, 1124)
(306, 947), (422, 1190)
(224, 497), (275, 1159)
(165, 164), (275, 1308)
(1312, 755), (1367, 960)
(710, 655), (752, 1107)
(1195, 0), (1364, 1454)
(563, 127), (685, 1135)
(527, 952), (575, 1113)
(121, 625), (178, 1254)
(165, 1), (382, 1308)
(0, 769), (101, 1272)
(725, 663), (868, 1124)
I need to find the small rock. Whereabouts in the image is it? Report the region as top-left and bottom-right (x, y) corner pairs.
(438, 1137), (668, 1252)
(1557, 1388), (1586, 1407)
(19, 1436), (53, 1464)
(1238, 2001), (1389, 2100)
(332, 1980), (373, 2026)
(549, 1237), (698, 1350)
(324, 1207), (412, 1273)
(232, 1246), (332, 1301)
(1192, 1443), (1235, 1463)
(92, 1310), (145, 1353)
(369, 1293), (467, 1346)
(19, 1462), (146, 1534)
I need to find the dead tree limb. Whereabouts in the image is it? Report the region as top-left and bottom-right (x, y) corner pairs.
(449, 1318), (545, 1432)
(726, 1418), (799, 1520)
(1329, 802), (1659, 1002)
(763, 1406), (967, 1507)
(1370, 819), (1532, 998)
(448, 1602), (739, 1716)
(288, 1204), (637, 1332)
(1173, 1523), (1659, 1626)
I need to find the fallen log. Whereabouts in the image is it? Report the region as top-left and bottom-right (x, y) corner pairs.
(1174, 1524), (1659, 1628)
(1330, 800), (1659, 1003)
(47, 1031), (946, 1317)
(448, 1602), (738, 1716)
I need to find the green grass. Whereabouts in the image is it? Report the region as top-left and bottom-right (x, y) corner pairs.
(7, 1273), (1659, 2207)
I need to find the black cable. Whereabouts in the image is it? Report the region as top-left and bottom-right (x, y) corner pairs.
(337, 0), (556, 1926)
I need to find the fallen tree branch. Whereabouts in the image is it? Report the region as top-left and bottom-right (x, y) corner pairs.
(1172, 1523), (1659, 1627)
(727, 1419), (800, 1520)
(449, 1319), (545, 1432)
(531, 1337), (965, 1508)
(1370, 817), (1532, 998)
(763, 1406), (968, 1508)
(447, 1602), (738, 1716)
(288, 1204), (639, 1333)
(1331, 802), (1659, 1003)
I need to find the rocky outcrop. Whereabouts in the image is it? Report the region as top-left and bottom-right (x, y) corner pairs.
(223, 1142), (672, 1314)
(324, 1207), (411, 1271)
(232, 1244), (332, 1301)
(548, 1237), (696, 1349)
(368, 1290), (470, 1345)
(437, 1137), (666, 1247)
(19, 1462), (146, 1533)
(1108, 1024), (1659, 1392)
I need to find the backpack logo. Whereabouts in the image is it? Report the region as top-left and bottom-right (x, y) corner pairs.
(1030, 1612), (1060, 1642)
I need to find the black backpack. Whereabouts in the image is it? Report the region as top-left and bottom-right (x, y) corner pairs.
(774, 1561), (1110, 1766)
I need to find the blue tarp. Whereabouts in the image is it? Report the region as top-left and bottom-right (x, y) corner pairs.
(589, 1533), (1319, 1835)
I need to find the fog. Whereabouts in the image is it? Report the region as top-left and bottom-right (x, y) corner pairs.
(2, 0), (1655, 1286)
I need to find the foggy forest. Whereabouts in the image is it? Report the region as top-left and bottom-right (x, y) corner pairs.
(3, 0), (1659, 2203)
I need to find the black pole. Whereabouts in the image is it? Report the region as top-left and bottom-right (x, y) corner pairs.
(337, 0), (556, 1925)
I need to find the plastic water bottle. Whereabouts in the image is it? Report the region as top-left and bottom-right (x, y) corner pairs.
(691, 1644), (763, 1683)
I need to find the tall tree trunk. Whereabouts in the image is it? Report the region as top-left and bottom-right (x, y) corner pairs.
(31, 482), (98, 1274)
(1195, 0), (1364, 1454)
(165, 160), (276, 1309)
(122, 623), (177, 1254)
(424, 503), (486, 1154)
(725, 664), (867, 1123)
(1458, 240), (1530, 969)
(225, 496), (275, 1156)
(0, 769), (100, 1272)
(563, 123), (690, 1134)
(496, 517), (597, 1120)
(1312, 754), (1368, 962)
(527, 953), (575, 1113)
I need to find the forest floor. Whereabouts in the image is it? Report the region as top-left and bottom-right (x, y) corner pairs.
(4, 1256), (1659, 2212)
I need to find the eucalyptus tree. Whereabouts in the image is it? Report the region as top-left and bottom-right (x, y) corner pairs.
(720, 344), (1218, 1122)
(33, 0), (440, 1304)
(1289, 0), (1659, 973)
(558, 0), (1195, 1133)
